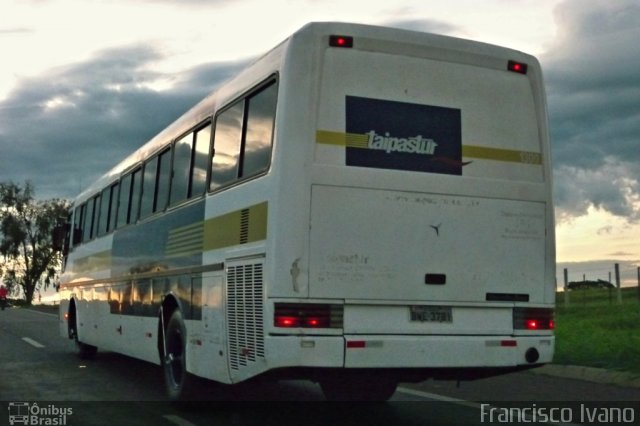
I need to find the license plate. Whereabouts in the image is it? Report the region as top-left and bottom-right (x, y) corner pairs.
(410, 306), (453, 323)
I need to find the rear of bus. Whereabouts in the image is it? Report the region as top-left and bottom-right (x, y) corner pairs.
(272, 23), (554, 399)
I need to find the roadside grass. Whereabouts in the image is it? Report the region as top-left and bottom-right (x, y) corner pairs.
(554, 287), (640, 374)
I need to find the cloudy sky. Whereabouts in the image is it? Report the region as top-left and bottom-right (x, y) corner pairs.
(1, 0), (639, 287)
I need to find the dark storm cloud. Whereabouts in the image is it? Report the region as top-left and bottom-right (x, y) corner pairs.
(543, 0), (640, 221)
(0, 44), (247, 200)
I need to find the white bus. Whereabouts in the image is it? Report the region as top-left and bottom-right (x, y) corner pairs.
(57, 22), (555, 401)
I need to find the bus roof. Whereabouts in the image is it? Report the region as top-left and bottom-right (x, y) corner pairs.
(72, 21), (539, 204)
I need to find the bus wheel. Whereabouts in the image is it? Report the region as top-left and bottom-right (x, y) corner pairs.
(68, 307), (97, 360)
(162, 310), (192, 401)
(320, 377), (398, 401)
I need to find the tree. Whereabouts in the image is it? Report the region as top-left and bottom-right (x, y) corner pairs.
(0, 181), (70, 305)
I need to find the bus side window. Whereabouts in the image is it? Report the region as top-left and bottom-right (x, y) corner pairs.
(82, 197), (96, 243)
(170, 134), (192, 205)
(191, 125), (211, 197)
(107, 182), (119, 233)
(241, 81), (277, 178)
(210, 102), (243, 191)
(96, 187), (110, 237)
(156, 148), (171, 212)
(140, 156), (159, 219)
(116, 174), (132, 229)
(129, 168), (142, 224)
(73, 204), (85, 245)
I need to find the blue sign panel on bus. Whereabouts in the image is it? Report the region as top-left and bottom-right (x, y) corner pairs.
(345, 96), (463, 175)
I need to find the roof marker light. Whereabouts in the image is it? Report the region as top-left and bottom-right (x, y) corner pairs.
(508, 60), (528, 75)
(329, 35), (353, 48)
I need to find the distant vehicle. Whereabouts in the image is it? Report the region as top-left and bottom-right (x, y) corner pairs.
(568, 280), (614, 290)
(56, 22), (555, 401)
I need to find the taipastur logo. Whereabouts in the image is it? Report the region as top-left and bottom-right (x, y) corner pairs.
(345, 96), (463, 176)
(366, 130), (438, 155)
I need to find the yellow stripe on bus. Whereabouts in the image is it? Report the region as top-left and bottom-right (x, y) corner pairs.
(316, 130), (542, 165)
(165, 221), (204, 257)
(203, 202), (268, 251)
(316, 130), (369, 148)
(462, 145), (542, 165)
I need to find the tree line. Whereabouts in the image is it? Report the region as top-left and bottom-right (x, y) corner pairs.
(0, 181), (69, 305)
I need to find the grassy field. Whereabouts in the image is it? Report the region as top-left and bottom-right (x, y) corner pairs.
(554, 287), (640, 373)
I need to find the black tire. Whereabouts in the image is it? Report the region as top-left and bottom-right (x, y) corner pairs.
(162, 310), (192, 401)
(68, 307), (97, 360)
(320, 377), (398, 402)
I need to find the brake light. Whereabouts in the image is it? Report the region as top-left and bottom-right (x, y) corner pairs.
(508, 60), (528, 75)
(329, 35), (353, 48)
(274, 303), (343, 328)
(306, 318), (322, 327)
(525, 319), (539, 330)
(275, 316), (300, 328)
(513, 308), (554, 330)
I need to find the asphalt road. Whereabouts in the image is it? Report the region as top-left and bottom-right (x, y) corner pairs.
(1, 307), (639, 426)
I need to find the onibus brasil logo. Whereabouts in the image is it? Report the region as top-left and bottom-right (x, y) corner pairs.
(8, 402), (73, 425)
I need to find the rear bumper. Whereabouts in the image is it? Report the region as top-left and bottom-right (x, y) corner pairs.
(342, 334), (553, 368)
(264, 334), (554, 370)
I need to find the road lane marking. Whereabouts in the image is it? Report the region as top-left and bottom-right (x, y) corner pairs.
(397, 386), (480, 408)
(22, 337), (45, 348)
(163, 415), (198, 426)
(24, 308), (58, 317)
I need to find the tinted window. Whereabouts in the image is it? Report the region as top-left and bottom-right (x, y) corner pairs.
(129, 168), (142, 223)
(171, 135), (192, 205)
(156, 149), (171, 212)
(140, 156), (158, 219)
(97, 186), (111, 237)
(242, 82), (277, 177)
(191, 125), (210, 197)
(82, 196), (96, 242)
(116, 174), (132, 229)
(210, 102), (243, 190)
(107, 182), (119, 232)
(73, 204), (84, 245)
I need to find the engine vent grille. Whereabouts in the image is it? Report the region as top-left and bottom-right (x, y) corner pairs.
(227, 262), (265, 371)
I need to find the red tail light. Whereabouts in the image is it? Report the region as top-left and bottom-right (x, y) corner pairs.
(329, 35), (353, 48)
(508, 60), (528, 75)
(274, 303), (343, 329)
(514, 308), (554, 330)
(275, 316), (300, 328)
(525, 319), (540, 330)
